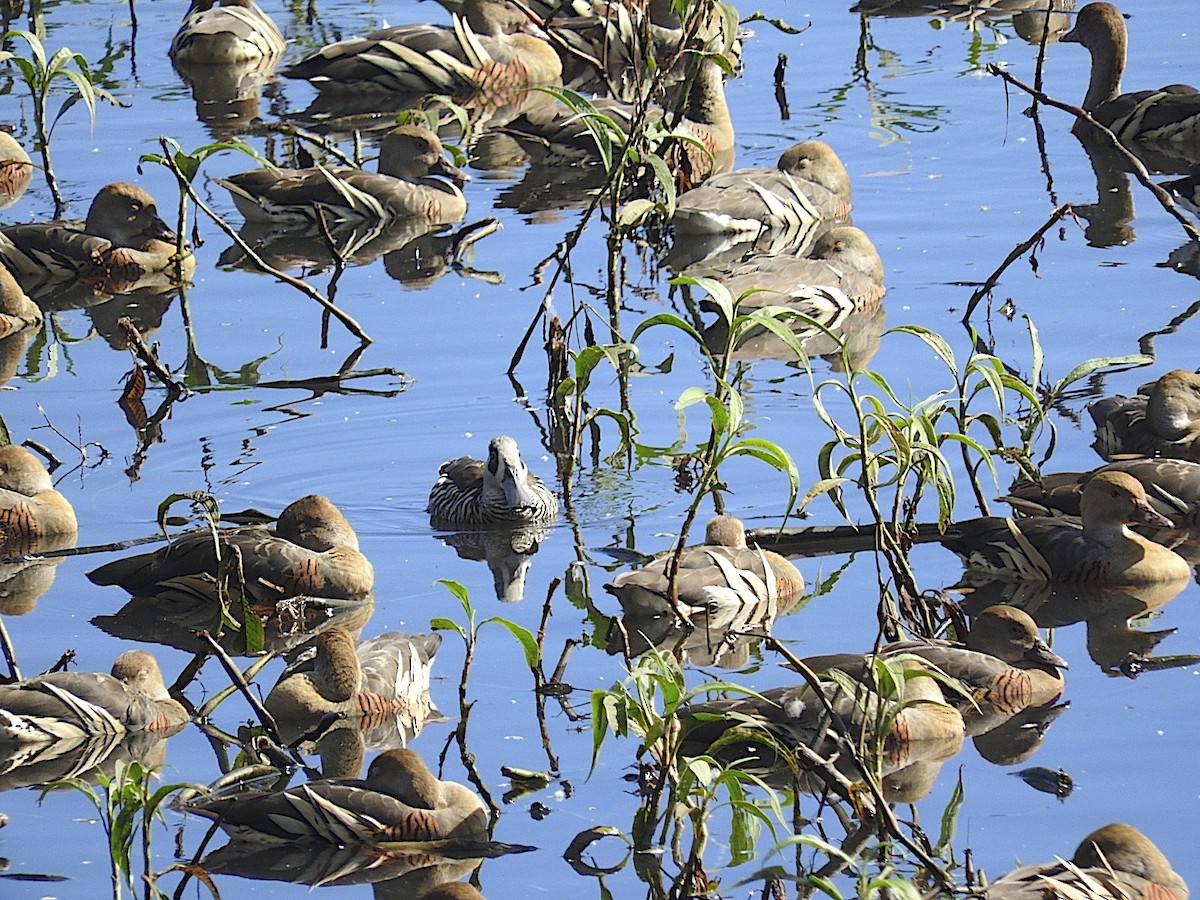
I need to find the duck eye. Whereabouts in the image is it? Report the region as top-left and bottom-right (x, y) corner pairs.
(487, 450), (499, 475)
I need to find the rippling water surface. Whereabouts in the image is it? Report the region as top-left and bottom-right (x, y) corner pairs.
(0, 0), (1198, 897)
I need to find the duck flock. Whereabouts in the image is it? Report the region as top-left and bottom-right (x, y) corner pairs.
(0, 0), (1197, 896)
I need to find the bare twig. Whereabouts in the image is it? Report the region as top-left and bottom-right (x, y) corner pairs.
(154, 138), (372, 345)
(989, 65), (1200, 243)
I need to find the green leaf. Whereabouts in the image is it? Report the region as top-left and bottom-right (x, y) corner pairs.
(481, 616), (540, 668)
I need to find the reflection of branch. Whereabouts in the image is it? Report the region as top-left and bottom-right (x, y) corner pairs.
(155, 138), (372, 345)
(961, 205), (1072, 323)
(118, 316), (189, 397)
(989, 66), (1200, 243)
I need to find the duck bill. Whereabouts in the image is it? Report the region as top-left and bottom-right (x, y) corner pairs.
(146, 214), (179, 244)
(432, 156), (470, 186)
(1029, 638), (1069, 671)
(503, 474), (540, 514)
(1132, 503), (1176, 530)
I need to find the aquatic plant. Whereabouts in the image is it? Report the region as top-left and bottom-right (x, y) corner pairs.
(0, 30), (120, 215)
(44, 761), (200, 900)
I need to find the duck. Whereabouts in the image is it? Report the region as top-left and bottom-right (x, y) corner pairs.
(0, 131), (33, 211)
(216, 126), (469, 227)
(169, 0), (286, 66)
(185, 748), (488, 845)
(86, 494), (374, 604)
(605, 515), (805, 652)
(1090, 369), (1200, 461)
(796, 605), (1068, 735)
(0, 265), (42, 339)
(502, 56), (734, 185)
(698, 226), (886, 363)
(940, 470), (1192, 585)
(0, 182), (193, 291)
(985, 823), (1187, 900)
(0, 444), (77, 543)
(265, 626), (441, 742)
(1061, 2), (1200, 146)
(0, 650), (188, 744)
(282, 0), (562, 100)
(671, 140), (852, 236)
(1002, 457), (1200, 527)
(427, 435), (558, 529)
(680, 657), (965, 786)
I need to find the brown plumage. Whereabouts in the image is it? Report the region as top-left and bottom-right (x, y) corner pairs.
(503, 56), (734, 184)
(283, 0), (562, 100)
(86, 494), (374, 604)
(216, 126), (469, 226)
(986, 823), (1187, 900)
(1090, 369), (1200, 462)
(265, 626), (441, 743)
(0, 265), (41, 339)
(169, 0), (285, 66)
(1062, 3), (1200, 147)
(185, 748), (488, 845)
(0, 183), (193, 292)
(941, 471), (1192, 585)
(0, 132), (32, 211)
(672, 140), (852, 235)
(797, 605), (1067, 736)
(0, 650), (187, 744)
(0, 444), (77, 544)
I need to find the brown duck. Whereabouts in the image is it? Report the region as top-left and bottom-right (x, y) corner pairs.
(265, 626), (441, 742)
(672, 140), (852, 235)
(0, 444), (77, 544)
(87, 494), (374, 604)
(797, 605), (1067, 735)
(186, 748), (488, 845)
(940, 471), (1192, 585)
(606, 514), (804, 622)
(0, 650), (187, 744)
(169, 0), (285, 66)
(985, 823), (1187, 900)
(283, 0), (562, 101)
(1090, 369), (1200, 462)
(1002, 457), (1200, 528)
(217, 126), (469, 226)
(1062, 3), (1200, 147)
(0, 183), (193, 292)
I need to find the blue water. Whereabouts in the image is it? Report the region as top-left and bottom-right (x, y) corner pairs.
(0, 1), (1197, 897)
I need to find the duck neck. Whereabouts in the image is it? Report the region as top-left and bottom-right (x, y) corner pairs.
(1081, 23), (1126, 109)
(683, 61), (731, 130)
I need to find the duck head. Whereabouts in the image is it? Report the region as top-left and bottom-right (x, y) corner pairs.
(811, 225), (885, 283)
(85, 183), (177, 248)
(778, 141), (851, 200)
(377, 126), (469, 186)
(0, 444), (53, 496)
(484, 435), (544, 515)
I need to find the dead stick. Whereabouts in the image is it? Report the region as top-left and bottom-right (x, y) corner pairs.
(962, 205), (1072, 322)
(0, 617), (20, 681)
(989, 65), (1200, 243)
(155, 138), (372, 345)
(198, 630), (283, 744)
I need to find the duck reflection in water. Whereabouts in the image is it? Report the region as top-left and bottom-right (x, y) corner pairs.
(219, 217), (501, 290)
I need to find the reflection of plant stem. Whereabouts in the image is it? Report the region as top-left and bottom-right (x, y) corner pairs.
(989, 66), (1200, 243)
